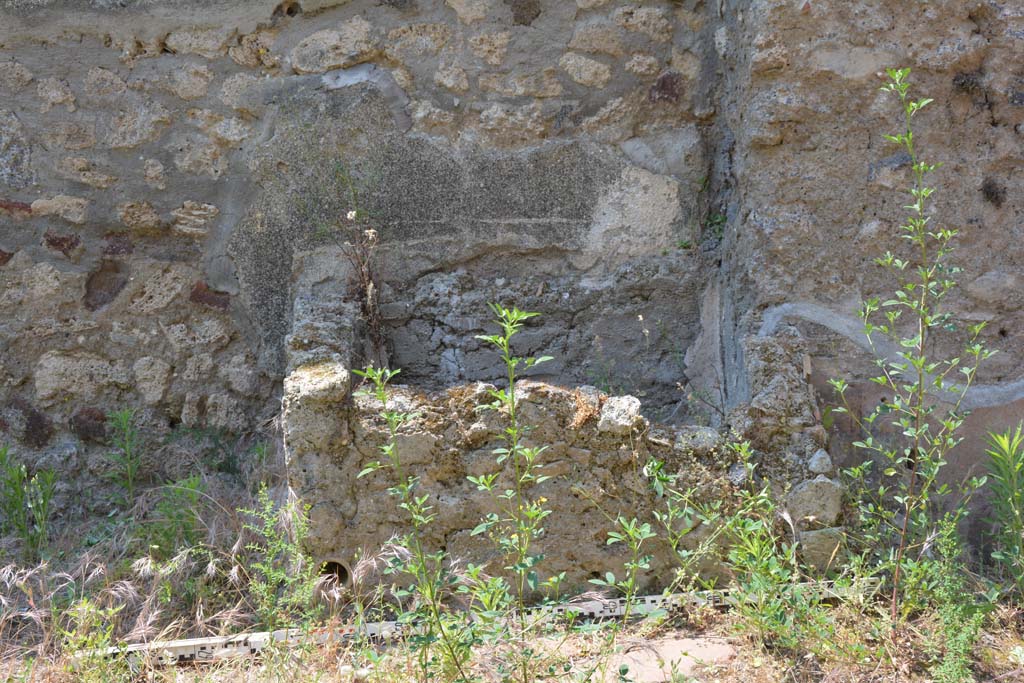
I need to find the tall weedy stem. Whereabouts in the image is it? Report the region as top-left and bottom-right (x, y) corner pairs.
(355, 366), (474, 683)
(469, 303), (556, 683)
(830, 67), (993, 623)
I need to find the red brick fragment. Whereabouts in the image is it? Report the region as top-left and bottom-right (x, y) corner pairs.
(84, 260), (129, 311)
(189, 281), (231, 310)
(0, 199), (32, 219)
(648, 70), (683, 104)
(43, 230), (83, 258)
(102, 232), (134, 256)
(71, 407), (108, 443)
(4, 398), (54, 448)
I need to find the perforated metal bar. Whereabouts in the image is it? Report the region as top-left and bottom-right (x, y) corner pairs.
(73, 579), (879, 668)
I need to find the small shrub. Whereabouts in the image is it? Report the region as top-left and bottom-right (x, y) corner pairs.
(644, 457), (726, 595)
(984, 423), (1024, 599)
(718, 442), (829, 653)
(930, 516), (987, 683)
(240, 485), (324, 630)
(0, 445), (57, 561)
(139, 474), (206, 560)
(107, 409), (143, 508)
(60, 598), (130, 683)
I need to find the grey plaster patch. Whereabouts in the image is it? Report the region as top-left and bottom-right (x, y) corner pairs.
(0, 110), (33, 188)
(759, 301), (1024, 410)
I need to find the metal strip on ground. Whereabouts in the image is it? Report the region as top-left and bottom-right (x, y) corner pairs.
(73, 579), (879, 668)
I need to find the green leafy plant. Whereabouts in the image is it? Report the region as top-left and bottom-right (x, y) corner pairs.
(139, 474), (206, 560)
(0, 445), (57, 561)
(107, 409), (143, 507)
(984, 423), (1024, 599)
(469, 303), (560, 683)
(584, 511), (657, 681)
(355, 365), (476, 683)
(60, 598), (129, 683)
(240, 485), (324, 630)
(829, 67), (992, 622)
(930, 515), (987, 683)
(718, 442), (829, 652)
(704, 212), (726, 241)
(644, 457), (726, 595)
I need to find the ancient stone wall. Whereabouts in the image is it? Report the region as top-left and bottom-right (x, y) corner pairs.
(0, 0), (1021, 563)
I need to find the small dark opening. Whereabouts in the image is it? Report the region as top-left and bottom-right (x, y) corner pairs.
(272, 1), (302, 18)
(906, 448), (919, 471)
(999, 327), (1008, 338)
(322, 560), (350, 585)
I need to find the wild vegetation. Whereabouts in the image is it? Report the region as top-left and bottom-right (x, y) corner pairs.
(2, 70), (1024, 682)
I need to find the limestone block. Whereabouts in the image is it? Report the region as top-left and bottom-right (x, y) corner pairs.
(0, 60), (33, 89)
(229, 30), (279, 69)
(559, 52), (612, 88)
(434, 64), (470, 93)
(613, 6), (673, 42)
(181, 392), (202, 427)
(579, 94), (642, 142)
(36, 77), (76, 112)
(83, 67), (126, 97)
(284, 362), (351, 405)
(290, 18), (381, 74)
(163, 319), (232, 351)
(170, 64), (214, 101)
(446, 0), (492, 24)
(220, 353), (257, 394)
(219, 73), (262, 114)
(787, 476), (844, 527)
(477, 103), (548, 145)
(143, 159), (166, 189)
(411, 100), (456, 134)
(673, 426), (725, 456)
(170, 134), (226, 178)
(35, 351), (130, 401)
(31, 195), (88, 224)
(165, 27), (236, 59)
(183, 353), (215, 382)
(469, 32), (510, 66)
(106, 101), (171, 148)
(597, 395), (643, 435)
(283, 393), (350, 454)
(479, 68), (562, 98)
(569, 22), (624, 58)
(133, 357), (172, 404)
(127, 262), (193, 314)
(117, 201), (161, 233)
(171, 201), (219, 238)
(56, 157), (117, 189)
(385, 23), (452, 60)
(800, 527), (845, 572)
(807, 449), (834, 474)
(44, 121), (96, 151)
(206, 393), (247, 431)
